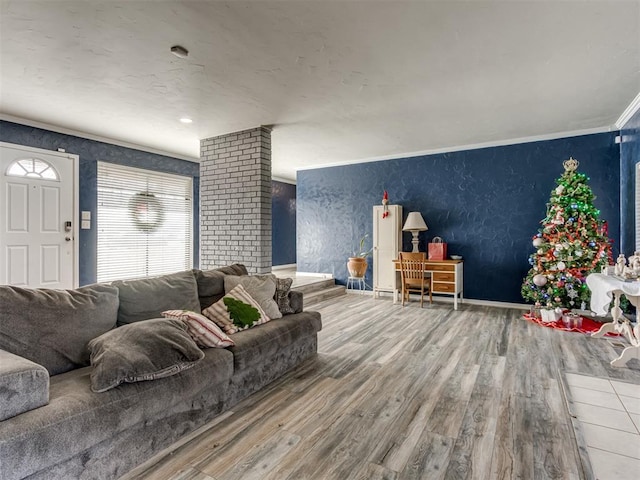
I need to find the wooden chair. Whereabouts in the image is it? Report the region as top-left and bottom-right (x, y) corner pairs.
(399, 251), (432, 307)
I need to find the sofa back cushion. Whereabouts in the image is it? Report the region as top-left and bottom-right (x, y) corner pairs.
(112, 270), (200, 326)
(194, 264), (249, 310)
(0, 284), (119, 375)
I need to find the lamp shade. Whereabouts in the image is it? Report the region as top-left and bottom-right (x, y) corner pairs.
(402, 212), (428, 231)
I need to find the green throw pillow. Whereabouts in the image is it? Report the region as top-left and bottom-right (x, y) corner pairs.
(223, 297), (260, 328)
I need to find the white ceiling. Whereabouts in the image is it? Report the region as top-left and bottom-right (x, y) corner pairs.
(1, 1), (639, 181)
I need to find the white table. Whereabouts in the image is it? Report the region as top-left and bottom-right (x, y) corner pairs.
(586, 273), (640, 367)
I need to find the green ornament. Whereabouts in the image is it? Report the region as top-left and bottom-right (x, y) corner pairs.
(223, 297), (261, 328)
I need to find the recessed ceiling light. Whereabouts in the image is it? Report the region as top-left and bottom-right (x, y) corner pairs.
(179, 117), (193, 124)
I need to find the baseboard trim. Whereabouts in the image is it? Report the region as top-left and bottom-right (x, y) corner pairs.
(271, 264), (296, 271)
(370, 290), (530, 310)
(346, 289), (373, 295)
(459, 298), (530, 310)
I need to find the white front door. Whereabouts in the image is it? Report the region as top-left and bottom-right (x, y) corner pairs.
(0, 142), (78, 288)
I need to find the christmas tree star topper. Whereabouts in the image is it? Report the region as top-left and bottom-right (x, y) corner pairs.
(563, 157), (579, 172)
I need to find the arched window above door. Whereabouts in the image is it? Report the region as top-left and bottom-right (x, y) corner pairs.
(6, 158), (59, 180)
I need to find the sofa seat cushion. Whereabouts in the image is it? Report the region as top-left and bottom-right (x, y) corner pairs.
(0, 347), (234, 480)
(0, 284), (119, 376)
(194, 264), (249, 310)
(113, 270), (201, 326)
(0, 350), (49, 421)
(228, 311), (322, 371)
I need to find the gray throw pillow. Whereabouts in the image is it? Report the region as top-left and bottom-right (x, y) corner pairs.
(275, 278), (295, 315)
(224, 274), (282, 320)
(0, 284), (119, 376)
(112, 270), (201, 326)
(88, 318), (204, 393)
(193, 264), (249, 309)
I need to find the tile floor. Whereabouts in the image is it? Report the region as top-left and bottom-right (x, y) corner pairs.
(565, 373), (640, 480)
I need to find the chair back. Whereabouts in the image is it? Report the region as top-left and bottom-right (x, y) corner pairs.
(400, 252), (426, 282)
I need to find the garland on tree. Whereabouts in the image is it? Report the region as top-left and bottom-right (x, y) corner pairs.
(521, 158), (613, 309)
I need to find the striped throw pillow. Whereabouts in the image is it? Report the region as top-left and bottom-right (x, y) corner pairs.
(162, 310), (235, 348)
(202, 284), (270, 334)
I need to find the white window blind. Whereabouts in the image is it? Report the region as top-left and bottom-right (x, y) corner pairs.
(97, 162), (193, 282)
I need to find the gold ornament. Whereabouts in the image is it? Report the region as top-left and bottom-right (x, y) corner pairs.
(563, 157), (579, 172)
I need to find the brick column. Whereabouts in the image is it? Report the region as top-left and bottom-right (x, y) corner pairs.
(200, 126), (272, 273)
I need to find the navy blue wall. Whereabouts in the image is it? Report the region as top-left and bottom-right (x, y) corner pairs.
(297, 132), (620, 304)
(272, 180), (296, 266)
(620, 108), (640, 254)
(0, 121), (200, 286)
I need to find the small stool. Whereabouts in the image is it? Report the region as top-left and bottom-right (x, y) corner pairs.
(347, 276), (367, 294)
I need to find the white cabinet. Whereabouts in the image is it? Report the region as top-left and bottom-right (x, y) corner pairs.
(373, 204), (402, 297)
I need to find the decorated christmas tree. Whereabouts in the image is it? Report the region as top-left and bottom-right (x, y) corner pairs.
(521, 157), (613, 309)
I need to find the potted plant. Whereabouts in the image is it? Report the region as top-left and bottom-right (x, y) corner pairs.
(347, 234), (373, 278)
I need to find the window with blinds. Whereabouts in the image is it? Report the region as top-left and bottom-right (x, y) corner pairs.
(97, 162), (193, 282)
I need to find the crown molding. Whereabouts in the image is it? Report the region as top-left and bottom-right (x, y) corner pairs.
(0, 114), (200, 163)
(615, 91), (640, 129)
(272, 176), (296, 185)
(297, 126), (614, 172)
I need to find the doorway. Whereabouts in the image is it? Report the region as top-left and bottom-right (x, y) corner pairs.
(0, 142), (79, 288)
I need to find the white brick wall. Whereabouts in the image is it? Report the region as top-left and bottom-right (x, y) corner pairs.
(200, 126), (272, 273)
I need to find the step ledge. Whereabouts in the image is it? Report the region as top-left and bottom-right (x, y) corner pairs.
(271, 264), (297, 271)
(294, 271), (334, 279)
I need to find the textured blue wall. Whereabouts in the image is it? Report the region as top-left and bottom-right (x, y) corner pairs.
(298, 132), (620, 303)
(0, 121), (200, 286)
(272, 180), (296, 266)
(620, 108), (640, 254)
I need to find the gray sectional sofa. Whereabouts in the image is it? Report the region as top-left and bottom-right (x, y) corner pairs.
(0, 264), (321, 480)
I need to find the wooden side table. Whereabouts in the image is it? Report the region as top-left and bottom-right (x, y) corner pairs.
(392, 259), (464, 309)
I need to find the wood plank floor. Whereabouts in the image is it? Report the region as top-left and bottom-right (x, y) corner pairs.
(122, 295), (640, 480)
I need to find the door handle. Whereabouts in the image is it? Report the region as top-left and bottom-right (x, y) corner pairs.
(65, 237), (72, 242)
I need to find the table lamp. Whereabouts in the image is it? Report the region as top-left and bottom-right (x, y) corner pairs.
(402, 212), (428, 252)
